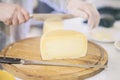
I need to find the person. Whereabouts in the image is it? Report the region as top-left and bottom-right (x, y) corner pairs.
(41, 0), (100, 29)
(0, 0), (100, 41)
(0, 0), (33, 42)
(0, 3), (30, 26)
(0, 2), (31, 50)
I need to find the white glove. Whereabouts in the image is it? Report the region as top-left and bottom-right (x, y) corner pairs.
(0, 3), (30, 26)
(67, 0), (100, 29)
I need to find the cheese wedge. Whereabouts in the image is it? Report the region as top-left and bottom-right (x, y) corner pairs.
(0, 70), (15, 80)
(40, 30), (87, 60)
(43, 18), (63, 34)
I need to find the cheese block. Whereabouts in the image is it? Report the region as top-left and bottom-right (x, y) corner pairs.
(43, 18), (64, 34)
(40, 30), (87, 60)
(0, 70), (15, 80)
(90, 30), (115, 42)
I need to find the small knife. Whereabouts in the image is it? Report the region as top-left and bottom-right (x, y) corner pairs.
(0, 57), (107, 68)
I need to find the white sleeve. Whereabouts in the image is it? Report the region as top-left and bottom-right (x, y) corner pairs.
(40, 0), (68, 13)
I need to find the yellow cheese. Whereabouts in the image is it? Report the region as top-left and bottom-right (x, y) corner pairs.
(40, 30), (87, 60)
(90, 30), (114, 41)
(43, 18), (63, 34)
(0, 70), (15, 80)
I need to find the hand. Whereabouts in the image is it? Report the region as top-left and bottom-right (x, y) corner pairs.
(0, 3), (30, 26)
(67, 0), (100, 29)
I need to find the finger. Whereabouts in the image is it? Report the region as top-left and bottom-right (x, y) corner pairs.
(88, 6), (100, 28)
(87, 5), (100, 28)
(85, 10), (94, 29)
(5, 17), (12, 26)
(16, 9), (26, 24)
(5, 20), (12, 26)
(0, 13), (13, 25)
(21, 8), (30, 21)
(84, 7), (95, 29)
(12, 11), (19, 26)
(94, 11), (100, 28)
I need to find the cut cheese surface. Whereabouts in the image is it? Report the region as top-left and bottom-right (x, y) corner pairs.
(41, 30), (87, 60)
(43, 18), (63, 34)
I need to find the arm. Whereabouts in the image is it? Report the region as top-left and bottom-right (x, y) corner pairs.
(41, 0), (100, 28)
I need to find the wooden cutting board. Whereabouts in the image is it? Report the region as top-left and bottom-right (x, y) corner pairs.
(0, 37), (108, 80)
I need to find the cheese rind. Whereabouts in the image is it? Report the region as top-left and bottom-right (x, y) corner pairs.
(41, 30), (87, 60)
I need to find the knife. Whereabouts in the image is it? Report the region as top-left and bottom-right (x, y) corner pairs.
(30, 14), (74, 21)
(0, 57), (107, 68)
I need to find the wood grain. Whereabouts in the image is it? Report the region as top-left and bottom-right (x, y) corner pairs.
(0, 37), (108, 80)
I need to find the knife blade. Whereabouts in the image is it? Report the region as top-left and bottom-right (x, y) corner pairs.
(0, 57), (107, 68)
(30, 14), (74, 21)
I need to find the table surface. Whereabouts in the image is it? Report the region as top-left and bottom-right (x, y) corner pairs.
(64, 19), (120, 80)
(0, 18), (120, 80)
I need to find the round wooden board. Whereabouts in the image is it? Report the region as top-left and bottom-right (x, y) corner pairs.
(0, 37), (108, 80)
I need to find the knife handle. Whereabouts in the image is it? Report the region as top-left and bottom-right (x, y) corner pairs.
(0, 57), (21, 64)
